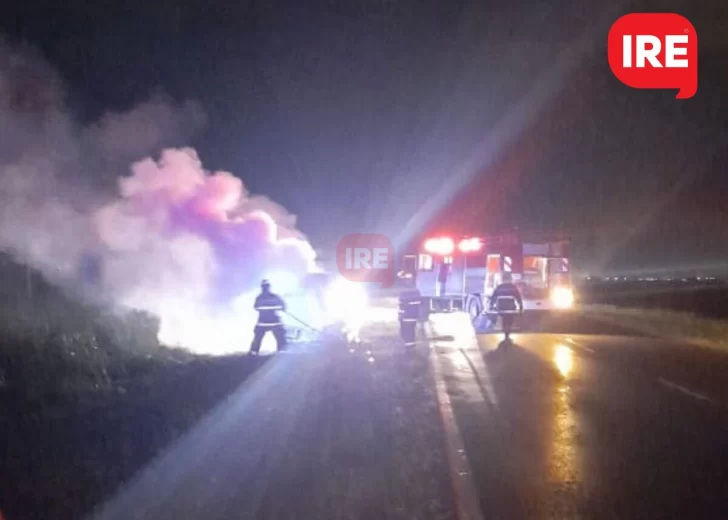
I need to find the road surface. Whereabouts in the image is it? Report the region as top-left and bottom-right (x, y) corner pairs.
(92, 311), (728, 519)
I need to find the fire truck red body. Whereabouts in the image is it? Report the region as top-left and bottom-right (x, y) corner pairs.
(400, 232), (574, 318)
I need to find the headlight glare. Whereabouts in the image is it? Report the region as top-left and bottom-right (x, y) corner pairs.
(550, 286), (575, 309)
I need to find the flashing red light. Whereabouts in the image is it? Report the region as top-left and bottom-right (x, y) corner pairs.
(424, 237), (455, 256)
(458, 237), (483, 253)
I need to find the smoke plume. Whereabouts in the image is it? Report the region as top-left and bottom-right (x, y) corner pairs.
(0, 40), (318, 354)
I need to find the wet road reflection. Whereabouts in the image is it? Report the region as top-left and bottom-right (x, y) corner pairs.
(554, 344), (573, 378)
(435, 328), (590, 517)
(91, 305), (728, 520)
(548, 344), (580, 489)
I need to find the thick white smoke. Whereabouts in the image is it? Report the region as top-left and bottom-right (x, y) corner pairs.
(0, 40), (319, 355)
(93, 148), (318, 354)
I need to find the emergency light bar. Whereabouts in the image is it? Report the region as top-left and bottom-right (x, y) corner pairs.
(458, 237), (483, 253)
(424, 237), (454, 256)
(424, 234), (519, 255)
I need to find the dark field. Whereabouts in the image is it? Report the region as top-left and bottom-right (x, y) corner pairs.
(0, 355), (267, 520)
(0, 256), (271, 519)
(578, 279), (728, 319)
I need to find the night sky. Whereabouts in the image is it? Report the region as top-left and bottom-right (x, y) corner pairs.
(3, 0), (727, 276)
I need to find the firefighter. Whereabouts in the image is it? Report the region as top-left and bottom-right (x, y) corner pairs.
(249, 279), (287, 355)
(488, 272), (523, 341)
(398, 288), (422, 348)
(437, 261), (450, 296)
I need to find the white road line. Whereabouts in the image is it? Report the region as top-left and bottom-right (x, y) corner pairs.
(658, 378), (716, 405)
(459, 348), (500, 410)
(430, 350), (485, 520)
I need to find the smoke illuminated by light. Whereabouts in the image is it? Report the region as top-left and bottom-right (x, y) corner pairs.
(95, 149), (319, 354)
(0, 41), (324, 356)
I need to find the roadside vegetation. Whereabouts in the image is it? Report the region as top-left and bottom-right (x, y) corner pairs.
(583, 305), (728, 350)
(579, 279), (728, 319)
(0, 253), (258, 520)
(576, 279), (728, 348)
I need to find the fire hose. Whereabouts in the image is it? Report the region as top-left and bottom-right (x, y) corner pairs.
(283, 311), (355, 344)
(282, 310), (321, 332)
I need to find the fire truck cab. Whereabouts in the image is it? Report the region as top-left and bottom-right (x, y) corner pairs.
(400, 233), (574, 319)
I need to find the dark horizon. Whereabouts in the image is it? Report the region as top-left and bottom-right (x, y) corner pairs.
(2, 0), (727, 277)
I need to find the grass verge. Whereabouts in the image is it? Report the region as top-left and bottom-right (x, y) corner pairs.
(581, 305), (728, 350)
(0, 256), (264, 520)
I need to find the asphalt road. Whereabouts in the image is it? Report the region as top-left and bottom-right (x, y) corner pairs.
(91, 311), (728, 519)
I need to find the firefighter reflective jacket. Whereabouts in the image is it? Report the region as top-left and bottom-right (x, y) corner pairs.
(398, 290), (422, 322)
(490, 283), (523, 312)
(254, 292), (286, 326)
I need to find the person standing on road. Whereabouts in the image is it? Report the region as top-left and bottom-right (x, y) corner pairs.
(398, 288), (422, 348)
(250, 279), (287, 355)
(488, 272), (523, 341)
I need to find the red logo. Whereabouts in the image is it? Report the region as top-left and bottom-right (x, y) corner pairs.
(336, 234), (394, 288)
(608, 13), (697, 99)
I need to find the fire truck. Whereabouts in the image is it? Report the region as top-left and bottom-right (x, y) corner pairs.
(399, 232), (574, 320)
